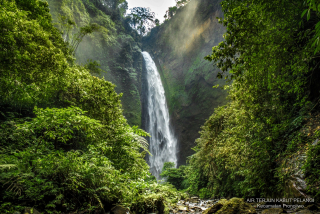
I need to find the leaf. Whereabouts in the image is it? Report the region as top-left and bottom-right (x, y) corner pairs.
(315, 21), (320, 33)
(301, 9), (308, 18)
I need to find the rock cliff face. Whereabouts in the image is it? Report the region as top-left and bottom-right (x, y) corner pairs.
(47, 0), (228, 166)
(47, 0), (144, 127)
(142, 0), (227, 165)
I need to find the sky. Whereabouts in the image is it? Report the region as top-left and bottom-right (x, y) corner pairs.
(126, 0), (177, 23)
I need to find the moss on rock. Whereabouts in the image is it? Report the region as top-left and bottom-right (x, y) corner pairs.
(260, 208), (287, 214)
(203, 198), (256, 214)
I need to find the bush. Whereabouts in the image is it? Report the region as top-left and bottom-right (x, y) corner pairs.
(160, 162), (189, 190)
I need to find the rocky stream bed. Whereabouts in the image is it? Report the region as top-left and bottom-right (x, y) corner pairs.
(168, 197), (320, 214)
(18, 197), (320, 214)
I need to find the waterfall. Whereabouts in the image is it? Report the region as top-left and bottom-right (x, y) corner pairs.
(141, 51), (177, 179)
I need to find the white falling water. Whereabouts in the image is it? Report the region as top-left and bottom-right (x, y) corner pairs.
(142, 51), (177, 179)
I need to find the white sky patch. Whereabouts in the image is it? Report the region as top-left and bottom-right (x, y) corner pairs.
(126, 0), (176, 23)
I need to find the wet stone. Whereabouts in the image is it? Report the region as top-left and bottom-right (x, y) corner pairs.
(178, 205), (188, 211)
(294, 210), (313, 214)
(261, 208), (287, 214)
(170, 198), (216, 214)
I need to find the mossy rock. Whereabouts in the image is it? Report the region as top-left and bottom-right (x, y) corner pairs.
(111, 205), (130, 214)
(203, 198), (256, 214)
(261, 208), (287, 214)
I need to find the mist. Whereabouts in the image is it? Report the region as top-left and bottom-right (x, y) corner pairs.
(159, 0), (224, 57)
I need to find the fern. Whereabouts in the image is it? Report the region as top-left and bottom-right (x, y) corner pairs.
(0, 164), (17, 169)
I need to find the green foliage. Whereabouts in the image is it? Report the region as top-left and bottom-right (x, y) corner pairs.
(0, 104), (151, 212)
(0, 202), (24, 214)
(69, 23), (101, 55)
(61, 0), (143, 126)
(303, 130), (320, 200)
(47, 0), (144, 127)
(1, 150), (121, 213)
(164, 0), (190, 20)
(302, 0), (320, 54)
(84, 59), (102, 75)
(164, 6), (177, 20)
(175, 0), (190, 8)
(198, 188), (212, 199)
(128, 7), (156, 35)
(0, 0), (182, 213)
(188, 0), (320, 199)
(57, 15), (76, 42)
(160, 162), (189, 190)
(18, 106), (104, 148)
(0, 0), (70, 111)
(123, 179), (186, 213)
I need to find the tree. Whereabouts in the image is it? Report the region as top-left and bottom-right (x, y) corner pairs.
(176, 0), (190, 8)
(164, 6), (177, 20)
(155, 19), (160, 26)
(128, 7), (155, 35)
(164, 0), (190, 20)
(69, 23), (101, 55)
(58, 15), (76, 42)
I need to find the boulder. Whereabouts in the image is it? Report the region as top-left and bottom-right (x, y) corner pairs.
(178, 205), (188, 211)
(189, 196), (200, 203)
(307, 204), (319, 211)
(294, 209), (313, 214)
(111, 205), (130, 214)
(261, 208), (287, 214)
(203, 198), (256, 214)
(281, 150), (309, 198)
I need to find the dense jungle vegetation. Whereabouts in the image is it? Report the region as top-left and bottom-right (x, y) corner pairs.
(2, 0), (320, 213)
(161, 0), (320, 201)
(47, 0), (146, 127)
(0, 0), (184, 213)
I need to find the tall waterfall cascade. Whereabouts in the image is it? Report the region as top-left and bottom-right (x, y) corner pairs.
(141, 51), (177, 179)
